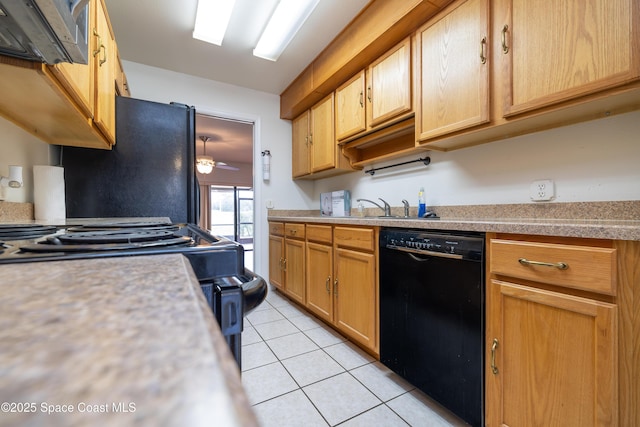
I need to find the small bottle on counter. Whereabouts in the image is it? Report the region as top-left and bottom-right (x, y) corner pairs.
(418, 187), (426, 217)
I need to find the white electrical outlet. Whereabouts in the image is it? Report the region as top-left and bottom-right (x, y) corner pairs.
(530, 180), (555, 201)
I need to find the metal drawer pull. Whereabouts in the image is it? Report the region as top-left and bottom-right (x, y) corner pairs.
(491, 338), (499, 374)
(518, 258), (568, 270)
(480, 37), (487, 64)
(325, 276), (331, 294)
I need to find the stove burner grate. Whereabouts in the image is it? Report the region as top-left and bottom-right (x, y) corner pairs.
(16, 226), (193, 253)
(0, 224), (59, 241)
(65, 221), (179, 233)
(55, 229), (180, 244)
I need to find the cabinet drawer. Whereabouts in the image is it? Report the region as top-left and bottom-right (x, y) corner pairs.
(269, 222), (284, 236)
(285, 223), (305, 239)
(334, 227), (375, 251)
(490, 239), (616, 295)
(306, 224), (332, 244)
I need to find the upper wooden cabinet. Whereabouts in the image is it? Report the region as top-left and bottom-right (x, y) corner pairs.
(0, 0), (121, 149)
(418, 0), (640, 150)
(292, 111), (311, 178)
(310, 93), (336, 173)
(92, 0), (117, 144)
(502, 0), (639, 117)
(335, 37), (413, 141)
(416, 0), (489, 140)
(115, 52), (131, 97)
(291, 93), (354, 180)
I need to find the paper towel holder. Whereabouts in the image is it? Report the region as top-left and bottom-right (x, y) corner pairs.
(0, 165), (23, 188)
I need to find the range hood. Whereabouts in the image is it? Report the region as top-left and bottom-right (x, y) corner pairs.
(0, 0), (89, 64)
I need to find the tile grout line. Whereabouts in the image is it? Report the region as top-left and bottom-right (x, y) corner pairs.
(246, 289), (436, 427)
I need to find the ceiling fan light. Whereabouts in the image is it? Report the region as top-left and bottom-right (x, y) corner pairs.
(193, 0), (236, 46)
(196, 156), (215, 174)
(253, 0), (320, 61)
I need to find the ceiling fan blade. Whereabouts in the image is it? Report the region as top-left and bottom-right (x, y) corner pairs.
(215, 163), (240, 171)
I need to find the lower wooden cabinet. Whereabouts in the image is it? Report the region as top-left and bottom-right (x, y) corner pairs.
(269, 221), (379, 356)
(268, 222), (306, 305)
(488, 279), (616, 427)
(284, 236), (305, 305)
(306, 240), (334, 323)
(486, 234), (620, 427)
(334, 245), (377, 352)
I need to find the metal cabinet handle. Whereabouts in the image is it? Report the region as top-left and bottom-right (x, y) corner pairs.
(367, 86), (372, 102)
(279, 257), (284, 269)
(480, 37), (487, 64)
(92, 28), (102, 57)
(501, 25), (509, 54)
(491, 338), (499, 374)
(92, 28), (107, 66)
(359, 91), (364, 107)
(282, 258), (287, 271)
(334, 279), (338, 296)
(309, 133), (313, 144)
(325, 276), (331, 294)
(290, 229), (297, 235)
(518, 258), (568, 270)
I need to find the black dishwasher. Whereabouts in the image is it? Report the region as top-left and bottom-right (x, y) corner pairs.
(379, 228), (484, 427)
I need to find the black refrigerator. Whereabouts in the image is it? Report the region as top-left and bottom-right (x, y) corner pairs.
(63, 96), (199, 224)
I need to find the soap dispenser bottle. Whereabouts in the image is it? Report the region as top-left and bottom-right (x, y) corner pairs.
(418, 187), (426, 217)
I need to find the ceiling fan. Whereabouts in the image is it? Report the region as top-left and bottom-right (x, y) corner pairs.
(196, 136), (239, 174)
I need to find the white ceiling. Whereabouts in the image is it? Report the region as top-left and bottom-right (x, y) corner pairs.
(104, 0), (370, 167)
(104, 0), (371, 95)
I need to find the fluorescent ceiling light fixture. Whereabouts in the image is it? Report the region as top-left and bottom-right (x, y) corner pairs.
(253, 0), (320, 61)
(193, 0), (236, 46)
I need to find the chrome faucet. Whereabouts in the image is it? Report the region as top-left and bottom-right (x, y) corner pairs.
(401, 199), (410, 217)
(356, 198), (392, 217)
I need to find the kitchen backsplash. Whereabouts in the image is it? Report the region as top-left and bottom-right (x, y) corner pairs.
(4, 200), (639, 223)
(0, 201), (34, 222)
(269, 200), (640, 221)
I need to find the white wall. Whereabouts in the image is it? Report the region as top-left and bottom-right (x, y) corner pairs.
(316, 110), (640, 208)
(0, 116), (54, 202)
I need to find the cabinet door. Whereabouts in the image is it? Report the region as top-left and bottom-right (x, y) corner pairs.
(335, 71), (366, 141)
(306, 242), (334, 323)
(487, 279), (617, 427)
(416, 0), (489, 141)
(367, 37), (412, 128)
(49, 55), (94, 118)
(93, 0), (116, 144)
(503, 0), (639, 117)
(310, 93), (336, 173)
(285, 238), (306, 305)
(292, 111), (311, 178)
(334, 247), (376, 352)
(268, 235), (284, 290)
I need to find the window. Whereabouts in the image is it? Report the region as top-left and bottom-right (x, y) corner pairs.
(210, 186), (254, 269)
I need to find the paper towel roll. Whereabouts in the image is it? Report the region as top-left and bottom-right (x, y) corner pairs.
(33, 165), (66, 221)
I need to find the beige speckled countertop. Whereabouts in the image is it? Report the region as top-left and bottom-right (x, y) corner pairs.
(268, 201), (640, 241)
(0, 254), (257, 427)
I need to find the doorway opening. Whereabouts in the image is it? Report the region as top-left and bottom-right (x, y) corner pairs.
(209, 186), (254, 269)
(195, 113), (254, 270)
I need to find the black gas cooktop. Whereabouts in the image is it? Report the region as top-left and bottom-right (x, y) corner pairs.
(0, 220), (268, 369)
(0, 222), (238, 266)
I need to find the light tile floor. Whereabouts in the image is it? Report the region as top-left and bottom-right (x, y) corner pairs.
(242, 286), (469, 427)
